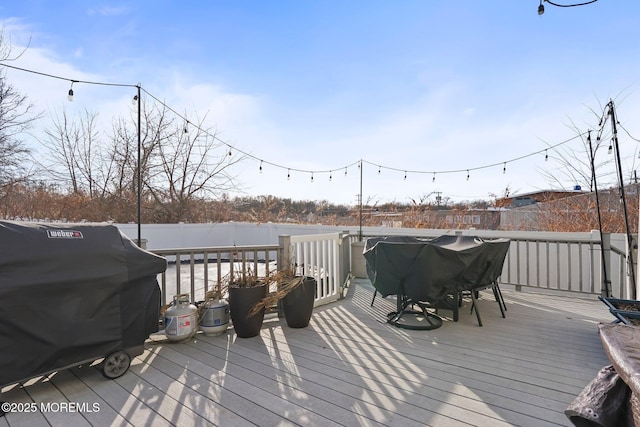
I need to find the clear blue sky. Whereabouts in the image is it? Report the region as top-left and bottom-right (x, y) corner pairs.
(2, 1), (640, 206)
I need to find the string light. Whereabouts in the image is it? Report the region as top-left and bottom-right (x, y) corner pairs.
(503, 162), (506, 174)
(132, 94), (138, 105)
(432, 173), (436, 183)
(466, 170), (470, 181)
(310, 172), (314, 182)
(545, 150), (548, 161)
(67, 81), (75, 102)
(404, 171), (407, 180)
(228, 147), (232, 156)
(378, 166), (381, 174)
(287, 169), (290, 180)
(184, 120), (189, 134)
(608, 140), (613, 154)
(537, 0), (599, 15)
(259, 160), (263, 173)
(344, 167), (347, 176)
(329, 171), (332, 181)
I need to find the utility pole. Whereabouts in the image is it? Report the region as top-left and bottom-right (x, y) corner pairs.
(435, 191), (442, 208)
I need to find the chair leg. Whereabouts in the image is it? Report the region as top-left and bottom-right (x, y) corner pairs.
(470, 291), (483, 327)
(492, 285), (506, 318)
(371, 289), (377, 307)
(494, 284), (507, 312)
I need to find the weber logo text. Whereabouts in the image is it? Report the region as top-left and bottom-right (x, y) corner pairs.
(46, 230), (84, 239)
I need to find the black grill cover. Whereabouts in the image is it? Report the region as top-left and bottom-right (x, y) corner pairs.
(363, 235), (510, 302)
(0, 221), (167, 386)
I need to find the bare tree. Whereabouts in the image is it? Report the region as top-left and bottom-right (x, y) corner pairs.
(40, 108), (105, 196)
(107, 101), (244, 222)
(0, 30), (40, 202)
(146, 112), (245, 222)
(538, 96), (638, 192)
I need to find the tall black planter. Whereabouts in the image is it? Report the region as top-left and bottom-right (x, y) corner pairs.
(229, 284), (267, 338)
(282, 276), (316, 328)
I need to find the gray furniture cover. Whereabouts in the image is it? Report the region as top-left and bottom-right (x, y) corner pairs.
(0, 221), (167, 386)
(363, 235), (510, 327)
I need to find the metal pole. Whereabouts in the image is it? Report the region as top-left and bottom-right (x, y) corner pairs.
(588, 130), (610, 297)
(609, 100), (637, 297)
(359, 159), (363, 241)
(137, 84), (142, 247)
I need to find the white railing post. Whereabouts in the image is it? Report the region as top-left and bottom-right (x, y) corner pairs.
(278, 235), (292, 272)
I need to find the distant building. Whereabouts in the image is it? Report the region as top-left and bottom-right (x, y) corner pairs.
(496, 188), (585, 208)
(401, 209), (502, 230)
(499, 184), (640, 231)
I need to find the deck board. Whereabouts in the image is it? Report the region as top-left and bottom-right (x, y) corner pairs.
(2, 278), (614, 426)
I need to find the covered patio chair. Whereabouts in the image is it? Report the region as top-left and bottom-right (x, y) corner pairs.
(364, 235), (511, 329)
(455, 238), (511, 326)
(364, 236), (471, 330)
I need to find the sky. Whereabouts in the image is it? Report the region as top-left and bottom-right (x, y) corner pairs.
(1, 1), (640, 206)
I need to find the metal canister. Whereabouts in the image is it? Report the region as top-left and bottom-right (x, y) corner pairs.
(199, 290), (230, 336)
(164, 294), (198, 342)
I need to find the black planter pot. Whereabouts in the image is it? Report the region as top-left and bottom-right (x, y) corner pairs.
(282, 276), (316, 328)
(229, 284), (267, 338)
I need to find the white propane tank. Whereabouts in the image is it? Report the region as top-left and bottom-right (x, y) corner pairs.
(199, 290), (230, 336)
(164, 294), (198, 342)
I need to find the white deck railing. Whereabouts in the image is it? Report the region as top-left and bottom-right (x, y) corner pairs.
(152, 233), (348, 307)
(151, 228), (634, 306)
(349, 230), (633, 299)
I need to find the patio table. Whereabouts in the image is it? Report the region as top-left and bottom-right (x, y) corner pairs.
(363, 235), (510, 329)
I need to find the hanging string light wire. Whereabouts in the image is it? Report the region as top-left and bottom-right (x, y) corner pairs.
(545, 0), (598, 7)
(0, 61), (591, 184)
(361, 132), (585, 178)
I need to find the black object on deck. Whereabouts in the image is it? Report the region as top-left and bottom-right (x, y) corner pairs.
(0, 221), (167, 387)
(363, 235), (510, 329)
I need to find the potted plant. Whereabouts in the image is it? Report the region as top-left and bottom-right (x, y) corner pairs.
(227, 261), (268, 338)
(251, 262), (317, 328)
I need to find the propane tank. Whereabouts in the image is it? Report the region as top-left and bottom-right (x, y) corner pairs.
(199, 290), (230, 336)
(164, 294), (198, 342)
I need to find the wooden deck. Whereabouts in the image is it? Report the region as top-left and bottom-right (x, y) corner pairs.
(2, 278), (613, 427)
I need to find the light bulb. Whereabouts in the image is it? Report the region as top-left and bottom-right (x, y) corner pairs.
(538, 0), (544, 15)
(68, 88), (74, 102)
